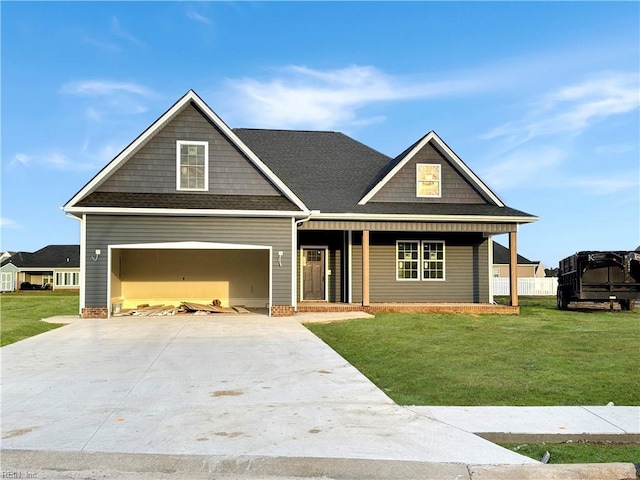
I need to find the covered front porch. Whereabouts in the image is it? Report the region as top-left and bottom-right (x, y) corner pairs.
(296, 219), (523, 313)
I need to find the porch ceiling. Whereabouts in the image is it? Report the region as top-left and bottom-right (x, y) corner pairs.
(298, 220), (517, 233)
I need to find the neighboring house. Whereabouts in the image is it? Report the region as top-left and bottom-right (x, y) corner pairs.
(0, 245), (80, 292)
(492, 242), (545, 278)
(63, 90), (537, 318)
(0, 251), (15, 263)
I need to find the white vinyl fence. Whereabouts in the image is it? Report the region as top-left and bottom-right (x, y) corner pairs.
(493, 277), (558, 296)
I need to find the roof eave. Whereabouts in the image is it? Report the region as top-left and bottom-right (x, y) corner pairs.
(309, 211), (538, 224)
(63, 206), (310, 218)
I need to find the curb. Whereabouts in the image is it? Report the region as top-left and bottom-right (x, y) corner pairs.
(2, 449), (637, 480)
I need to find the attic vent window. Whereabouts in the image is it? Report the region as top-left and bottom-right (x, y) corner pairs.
(177, 141), (208, 191)
(416, 164), (441, 198)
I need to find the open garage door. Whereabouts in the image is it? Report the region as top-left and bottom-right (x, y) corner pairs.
(108, 241), (271, 317)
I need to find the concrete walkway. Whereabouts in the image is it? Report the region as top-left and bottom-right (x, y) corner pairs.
(2, 313), (638, 479)
(410, 406), (640, 443)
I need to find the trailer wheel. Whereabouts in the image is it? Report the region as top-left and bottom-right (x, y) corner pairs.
(557, 289), (569, 310)
(620, 300), (634, 311)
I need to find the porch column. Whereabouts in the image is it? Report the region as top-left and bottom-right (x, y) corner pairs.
(509, 230), (518, 307)
(362, 230), (370, 306)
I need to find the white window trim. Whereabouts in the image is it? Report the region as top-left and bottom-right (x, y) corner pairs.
(176, 140), (209, 192)
(421, 240), (446, 281)
(416, 163), (442, 198)
(55, 271), (80, 287)
(396, 240), (421, 281)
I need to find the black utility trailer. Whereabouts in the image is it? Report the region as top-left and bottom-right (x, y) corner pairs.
(557, 251), (640, 310)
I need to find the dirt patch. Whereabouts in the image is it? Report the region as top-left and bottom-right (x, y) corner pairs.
(211, 389), (244, 397)
(2, 427), (39, 439)
(214, 431), (244, 437)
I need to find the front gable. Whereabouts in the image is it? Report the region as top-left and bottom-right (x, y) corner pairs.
(96, 103), (281, 197)
(359, 131), (503, 207)
(64, 90), (307, 213)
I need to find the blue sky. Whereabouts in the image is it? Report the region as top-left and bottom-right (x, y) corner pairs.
(2, 1), (639, 268)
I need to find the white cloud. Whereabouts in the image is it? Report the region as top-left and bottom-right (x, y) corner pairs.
(220, 65), (494, 130)
(565, 174), (640, 195)
(110, 16), (146, 47)
(61, 80), (151, 97)
(11, 153), (31, 167)
(1, 217), (20, 229)
(186, 8), (212, 25)
(60, 80), (152, 121)
(479, 146), (566, 191)
(9, 147), (110, 172)
(483, 72), (640, 148)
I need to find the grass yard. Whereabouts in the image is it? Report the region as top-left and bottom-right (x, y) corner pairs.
(0, 291), (78, 346)
(306, 297), (640, 406)
(500, 441), (640, 465)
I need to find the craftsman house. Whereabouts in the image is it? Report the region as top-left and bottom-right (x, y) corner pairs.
(64, 90), (536, 318)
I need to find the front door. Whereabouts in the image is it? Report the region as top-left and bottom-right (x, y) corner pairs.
(303, 249), (325, 300)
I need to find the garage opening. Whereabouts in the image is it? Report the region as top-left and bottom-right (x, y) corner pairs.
(108, 242), (271, 316)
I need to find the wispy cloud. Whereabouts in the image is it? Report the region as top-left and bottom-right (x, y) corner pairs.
(478, 71), (639, 196)
(110, 16), (146, 47)
(10, 153), (31, 167)
(61, 80), (151, 97)
(10, 144), (117, 172)
(480, 146), (567, 191)
(1, 217), (20, 229)
(186, 7), (212, 25)
(219, 65), (494, 130)
(482, 72), (639, 148)
(564, 174), (639, 195)
(60, 80), (152, 120)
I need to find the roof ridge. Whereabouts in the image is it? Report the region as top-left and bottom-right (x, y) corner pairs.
(233, 127), (339, 134)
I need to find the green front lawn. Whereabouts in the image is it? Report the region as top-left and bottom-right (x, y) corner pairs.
(500, 441), (640, 465)
(306, 297), (640, 406)
(0, 291), (78, 346)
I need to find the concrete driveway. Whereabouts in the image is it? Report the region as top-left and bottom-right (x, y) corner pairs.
(1, 315), (534, 466)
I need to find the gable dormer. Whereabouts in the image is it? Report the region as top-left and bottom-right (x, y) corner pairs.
(359, 131), (503, 206)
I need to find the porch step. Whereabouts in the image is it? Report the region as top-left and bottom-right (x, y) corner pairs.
(297, 303), (519, 315)
(297, 303), (365, 313)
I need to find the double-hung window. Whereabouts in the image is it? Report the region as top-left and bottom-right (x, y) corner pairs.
(422, 241), (445, 280)
(396, 241), (420, 280)
(416, 164), (441, 198)
(396, 240), (446, 281)
(177, 141), (208, 191)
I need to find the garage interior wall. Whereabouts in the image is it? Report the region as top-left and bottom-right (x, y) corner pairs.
(111, 248), (269, 310)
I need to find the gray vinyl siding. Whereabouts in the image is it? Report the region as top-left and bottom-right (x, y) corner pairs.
(96, 103), (281, 197)
(371, 142), (487, 204)
(85, 215), (293, 307)
(351, 232), (488, 303)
